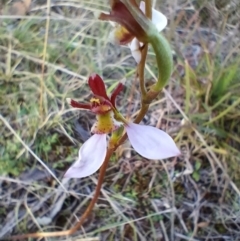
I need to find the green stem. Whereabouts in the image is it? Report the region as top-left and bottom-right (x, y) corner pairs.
(137, 0), (152, 99)
(122, 0), (173, 93)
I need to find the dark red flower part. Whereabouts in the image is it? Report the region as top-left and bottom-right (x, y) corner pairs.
(99, 0), (147, 43)
(68, 99), (91, 110)
(110, 82), (124, 108)
(68, 74), (124, 115)
(90, 98), (112, 114)
(88, 74), (109, 100)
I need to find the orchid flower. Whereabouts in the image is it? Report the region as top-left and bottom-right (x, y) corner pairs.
(65, 74), (180, 178)
(99, 0), (167, 63)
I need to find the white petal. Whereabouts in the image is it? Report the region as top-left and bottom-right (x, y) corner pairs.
(64, 134), (107, 178)
(129, 38), (141, 63)
(140, 1), (167, 32)
(125, 123), (180, 159)
(152, 8), (167, 32)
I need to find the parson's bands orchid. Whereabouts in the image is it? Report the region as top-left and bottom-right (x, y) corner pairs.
(99, 0), (168, 63)
(65, 74), (180, 179)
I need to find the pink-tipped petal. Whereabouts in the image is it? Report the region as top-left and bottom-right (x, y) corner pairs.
(125, 123), (180, 159)
(129, 38), (141, 63)
(64, 134), (107, 178)
(139, 1), (167, 32)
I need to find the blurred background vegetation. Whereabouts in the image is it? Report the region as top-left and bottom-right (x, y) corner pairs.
(0, 0), (240, 240)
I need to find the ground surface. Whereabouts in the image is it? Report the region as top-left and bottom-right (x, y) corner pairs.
(0, 0), (240, 240)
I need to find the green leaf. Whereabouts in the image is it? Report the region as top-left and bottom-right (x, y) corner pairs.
(212, 63), (239, 99)
(192, 171), (200, 182)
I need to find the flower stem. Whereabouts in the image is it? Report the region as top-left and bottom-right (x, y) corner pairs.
(145, 0), (152, 20)
(123, 0), (173, 94)
(138, 1), (152, 100)
(138, 44), (148, 97)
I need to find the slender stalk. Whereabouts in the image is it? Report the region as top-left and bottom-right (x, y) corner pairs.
(145, 0), (152, 20)
(137, 0), (152, 98)
(138, 44), (148, 97)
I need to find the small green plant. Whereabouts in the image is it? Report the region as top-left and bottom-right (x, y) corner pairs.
(1, 139), (27, 176)
(211, 62), (240, 102)
(192, 159), (202, 182)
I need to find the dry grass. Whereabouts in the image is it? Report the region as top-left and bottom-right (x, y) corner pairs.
(0, 0), (240, 240)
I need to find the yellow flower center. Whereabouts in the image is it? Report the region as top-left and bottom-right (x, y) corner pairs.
(90, 98), (101, 104)
(90, 97), (111, 114)
(91, 111), (119, 134)
(113, 25), (134, 44)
